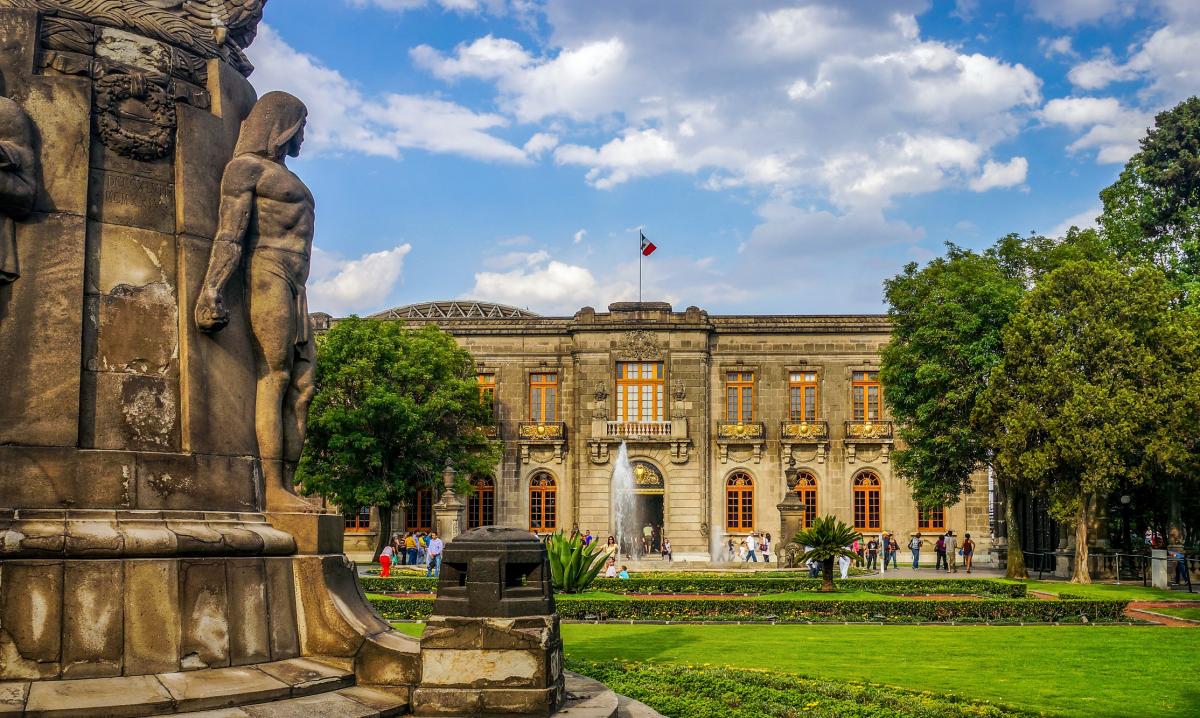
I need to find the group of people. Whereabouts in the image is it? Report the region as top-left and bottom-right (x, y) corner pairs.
(861, 530), (976, 573)
(724, 532), (773, 562)
(378, 531), (444, 578)
(571, 526), (674, 561)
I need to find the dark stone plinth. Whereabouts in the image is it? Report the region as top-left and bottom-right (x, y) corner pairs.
(432, 527), (554, 619)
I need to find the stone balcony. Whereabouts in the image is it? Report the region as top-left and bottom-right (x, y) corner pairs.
(588, 418), (690, 465)
(780, 420), (829, 464)
(843, 419), (893, 464)
(715, 420), (766, 464)
(516, 421), (567, 464)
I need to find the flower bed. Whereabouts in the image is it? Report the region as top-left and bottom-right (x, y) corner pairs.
(358, 575), (1028, 598)
(567, 659), (1036, 718)
(366, 594), (1126, 623)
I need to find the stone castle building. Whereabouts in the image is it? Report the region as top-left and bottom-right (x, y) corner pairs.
(328, 300), (992, 562)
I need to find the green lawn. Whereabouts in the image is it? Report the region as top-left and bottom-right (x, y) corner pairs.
(1150, 606), (1200, 621)
(559, 624), (1199, 718)
(1015, 580), (1200, 601)
(751, 590), (904, 601)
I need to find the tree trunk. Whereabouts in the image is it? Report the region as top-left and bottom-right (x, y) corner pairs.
(821, 558), (835, 592)
(373, 507), (393, 563)
(1001, 476), (1028, 579)
(1071, 497), (1091, 584)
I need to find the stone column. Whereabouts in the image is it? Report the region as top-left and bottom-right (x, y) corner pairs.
(434, 462), (466, 540)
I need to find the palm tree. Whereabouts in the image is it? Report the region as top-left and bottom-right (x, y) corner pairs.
(793, 515), (863, 592)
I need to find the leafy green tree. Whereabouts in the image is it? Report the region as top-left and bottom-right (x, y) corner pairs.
(1099, 97), (1200, 298)
(546, 531), (607, 593)
(793, 516), (862, 592)
(298, 318), (501, 559)
(981, 261), (1200, 582)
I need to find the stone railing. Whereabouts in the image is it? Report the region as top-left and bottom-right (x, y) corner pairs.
(589, 419), (690, 464)
(844, 420), (893, 441)
(779, 420), (828, 441)
(604, 420), (674, 437)
(517, 421), (566, 441)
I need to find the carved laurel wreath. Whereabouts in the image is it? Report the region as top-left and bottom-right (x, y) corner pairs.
(94, 72), (177, 161)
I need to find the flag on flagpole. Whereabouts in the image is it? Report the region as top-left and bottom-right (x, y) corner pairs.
(640, 230), (657, 256)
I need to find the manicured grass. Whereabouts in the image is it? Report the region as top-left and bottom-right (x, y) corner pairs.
(751, 590), (904, 601)
(558, 623), (1200, 718)
(1016, 580), (1200, 601)
(1151, 606), (1200, 621)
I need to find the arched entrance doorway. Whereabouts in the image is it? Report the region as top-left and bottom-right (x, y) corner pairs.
(629, 461), (665, 556)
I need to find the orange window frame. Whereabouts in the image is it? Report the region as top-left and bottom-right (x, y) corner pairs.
(529, 474), (557, 533)
(477, 373), (496, 413)
(404, 489), (433, 533)
(793, 472), (818, 529)
(345, 506), (372, 532)
(917, 505), (945, 531)
(725, 472), (755, 532)
(853, 472), (882, 531)
(616, 362), (665, 422)
(529, 373), (558, 422)
(468, 476), (495, 529)
(726, 371), (755, 422)
(851, 371), (881, 422)
(789, 371), (819, 421)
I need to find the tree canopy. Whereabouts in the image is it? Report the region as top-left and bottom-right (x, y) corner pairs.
(297, 318), (501, 552)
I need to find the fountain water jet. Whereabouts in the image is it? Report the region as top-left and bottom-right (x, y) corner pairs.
(611, 442), (641, 559)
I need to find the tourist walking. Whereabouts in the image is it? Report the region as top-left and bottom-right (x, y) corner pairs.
(935, 534), (947, 570)
(962, 533), (975, 573)
(405, 532), (417, 565)
(944, 530), (958, 573)
(425, 531), (444, 578)
(887, 534), (900, 570)
(910, 533), (922, 569)
(662, 538), (673, 562)
(745, 532), (759, 562)
(727, 538), (736, 562)
(762, 533), (772, 563)
(866, 538), (879, 570)
(1174, 550), (1190, 585)
(838, 546), (852, 579)
(379, 540), (394, 578)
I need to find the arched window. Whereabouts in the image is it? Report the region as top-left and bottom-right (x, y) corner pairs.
(529, 473), (557, 533)
(468, 476), (495, 529)
(725, 472), (755, 532)
(405, 488), (433, 533)
(853, 472), (882, 531)
(791, 471), (818, 529)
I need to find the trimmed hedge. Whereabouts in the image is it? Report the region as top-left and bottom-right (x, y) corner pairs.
(367, 595), (1127, 623)
(359, 575), (1028, 598)
(569, 659), (1036, 718)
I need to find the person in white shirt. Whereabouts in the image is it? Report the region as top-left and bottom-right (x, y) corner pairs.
(943, 531), (958, 573)
(838, 546), (852, 579)
(604, 558), (618, 578)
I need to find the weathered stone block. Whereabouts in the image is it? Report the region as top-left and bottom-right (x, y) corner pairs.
(61, 560), (123, 678)
(0, 213), (85, 448)
(86, 372), (181, 452)
(0, 447), (133, 511)
(354, 632), (421, 687)
(226, 559), (270, 666)
(0, 562), (63, 679)
(254, 657), (352, 695)
(0, 681), (28, 714)
(265, 513), (343, 555)
(86, 221), (177, 298)
(421, 649), (541, 688)
(263, 558), (299, 661)
(157, 665), (290, 712)
(87, 168), (175, 235)
(180, 559), (230, 669)
(123, 559), (181, 675)
(25, 674), (173, 717)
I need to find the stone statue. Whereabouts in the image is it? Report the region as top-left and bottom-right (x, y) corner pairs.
(0, 91), (35, 285)
(195, 91), (317, 513)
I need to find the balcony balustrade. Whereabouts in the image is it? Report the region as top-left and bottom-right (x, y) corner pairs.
(516, 421), (567, 465)
(715, 420), (766, 464)
(780, 420), (829, 464)
(843, 419), (893, 464)
(588, 418), (690, 465)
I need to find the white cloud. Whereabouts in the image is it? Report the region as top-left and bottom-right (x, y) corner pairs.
(1040, 97), (1153, 164)
(523, 132), (559, 156)
(1028, 0), (1132, 26)
(572, 229), (587, 244)
(1040, 35), (1077, 59)
(346, 0), (502, 13)
(308, 244), (412, 315)
(247, 25), (526, 163)
(1048, 204), (1101, 237)
(969, 156), (1029, 191)
(555, 128), (681, 189)
(472, 255), (600, 312)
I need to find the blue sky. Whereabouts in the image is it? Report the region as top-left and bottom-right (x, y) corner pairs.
(247, 0), (1198, 316)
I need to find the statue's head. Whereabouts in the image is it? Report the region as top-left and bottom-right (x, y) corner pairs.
(234, 91), (308, 161)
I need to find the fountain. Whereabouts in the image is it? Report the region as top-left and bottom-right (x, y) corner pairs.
(611, 442), (641, 559)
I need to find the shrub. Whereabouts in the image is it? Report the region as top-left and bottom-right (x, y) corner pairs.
(366, 595), (1126, 623)
(568, 660), (1036, 718)
(545, 530), (607, 593)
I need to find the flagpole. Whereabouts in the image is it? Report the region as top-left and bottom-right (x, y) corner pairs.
(638, 232), (643, 304)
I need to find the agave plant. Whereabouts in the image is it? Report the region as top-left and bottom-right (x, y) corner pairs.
(793, 515), (863, 592)
(545, 530), (607, 594)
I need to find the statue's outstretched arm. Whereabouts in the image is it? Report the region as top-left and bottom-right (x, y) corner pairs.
(195, 159), (259, 333)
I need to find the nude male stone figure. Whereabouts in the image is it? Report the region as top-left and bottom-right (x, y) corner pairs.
(195, 91), (317, 513)
(0, 90), (36, 285)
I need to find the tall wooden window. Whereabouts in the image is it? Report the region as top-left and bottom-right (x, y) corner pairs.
(468, 476), (495, 529)
(529, 373), (558, 422)
(404, 488), (433, 533)
(345, 506), (372, 532)
(477, 373), (496, 414)
(725, 371), (755, 422)
(725, 472), (755, 532)
(792, 471), (818, 529)
(529, 473), (557, 533)
(853, 472), (882, 531)
(789, 371), (819, 421)
(917, 505), (945, 531)
(851, 371), (882, 422)
(616, 362), (665, 422)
